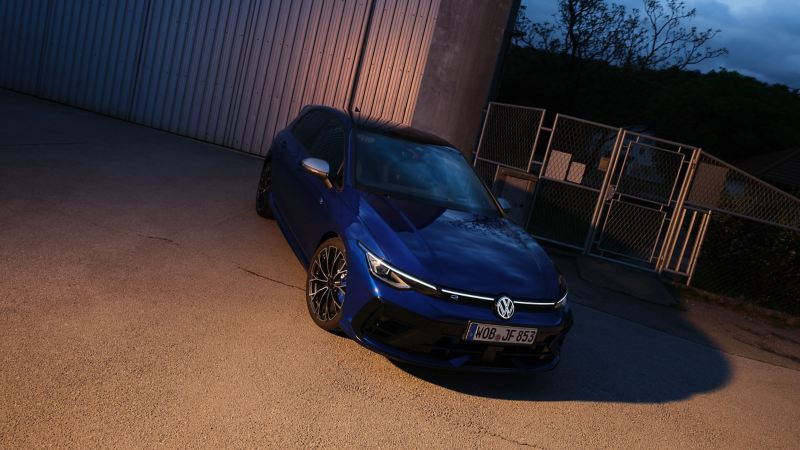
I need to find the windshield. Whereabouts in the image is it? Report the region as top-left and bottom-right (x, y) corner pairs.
(354, 130), (500, 217)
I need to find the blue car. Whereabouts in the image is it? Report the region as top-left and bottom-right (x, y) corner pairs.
(255, 105), (572, 372)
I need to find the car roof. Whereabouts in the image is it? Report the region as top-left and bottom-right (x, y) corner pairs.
(299, 105), (454, 148)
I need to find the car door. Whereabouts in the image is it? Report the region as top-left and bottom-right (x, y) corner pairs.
(281, 110), (347, 260)
(269, 131), (297, 222)
(273, 111), (326, 237)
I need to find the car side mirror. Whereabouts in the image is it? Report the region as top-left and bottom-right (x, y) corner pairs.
(301, 157), (333, 189)
(498, 197), (512, 214)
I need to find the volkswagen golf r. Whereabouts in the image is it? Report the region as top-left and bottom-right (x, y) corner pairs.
(255, 106), (573, 372)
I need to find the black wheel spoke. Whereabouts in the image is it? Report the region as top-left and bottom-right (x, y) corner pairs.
(325, 247), (334, 278)
(322, 248), (331, 278)
(256, 161), (274, 218)
(323, 289), (332, 320)
(326, 290), (335, 319)
(308, 244), (346, 324)
(258, 163), (270, 195)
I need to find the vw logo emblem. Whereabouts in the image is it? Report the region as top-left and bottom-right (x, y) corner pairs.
(494, 296), (515, 320)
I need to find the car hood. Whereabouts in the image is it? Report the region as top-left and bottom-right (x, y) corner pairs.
(355, 192), (560, 300)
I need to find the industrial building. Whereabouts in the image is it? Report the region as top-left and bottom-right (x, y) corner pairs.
(0, 0), (516, 155)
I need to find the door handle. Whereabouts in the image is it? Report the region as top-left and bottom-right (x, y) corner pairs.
(319, 197), (324, 205)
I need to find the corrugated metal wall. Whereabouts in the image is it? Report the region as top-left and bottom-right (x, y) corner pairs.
(0, 0), (50, 94)
(129, 0), (267, 148)
(0, 0), (439, 156)
(39, 0), (149, 117)
(351, 0), (438, 125)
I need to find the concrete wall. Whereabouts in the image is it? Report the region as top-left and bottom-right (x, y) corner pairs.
(412, 0), (515, 154)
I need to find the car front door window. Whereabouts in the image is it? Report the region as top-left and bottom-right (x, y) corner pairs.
(307, 117), (345, 188)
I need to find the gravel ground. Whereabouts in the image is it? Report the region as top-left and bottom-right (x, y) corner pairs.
(1, 90), (799, 448)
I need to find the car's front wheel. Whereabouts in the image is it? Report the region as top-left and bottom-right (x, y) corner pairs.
(255, 158), (274, 219)
(306, 237), (347, 331)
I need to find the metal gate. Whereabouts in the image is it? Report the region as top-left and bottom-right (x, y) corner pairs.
(473, 102), (545, 185)
(474, 103), (704, 274)
(473, 101), (800, 298)
(661, 206), (711, 283)
(588, 133), (699, 271)
(528, 114), (620, 251)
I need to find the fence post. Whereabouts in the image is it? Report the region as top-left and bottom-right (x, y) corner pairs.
(525, 110), (547, 173)
(523, 114), (560, 232)
(686, 210), (712, 286)
(536, 114), (560, 178)
(473, 103), (492, 166)
(657, 147), (701, 273)
(583, 128), (625, 254)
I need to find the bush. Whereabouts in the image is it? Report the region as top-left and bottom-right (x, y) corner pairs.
(691, 214), (800, 315)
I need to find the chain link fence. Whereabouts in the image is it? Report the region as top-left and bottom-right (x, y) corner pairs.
(542, 115), (619, 190)
(473, 102), (545, 186)
(685, 152), (800, 229)
(529, 115), (619, 249)
(690, 213), (800, 315)
(596, 200), (667, 262)
(682, 153), (800, 313)
(592, 133), (698, 270)
(615, 141), (687, 204)
(529, 179), (600, 248)
(473, 101), (800, 314)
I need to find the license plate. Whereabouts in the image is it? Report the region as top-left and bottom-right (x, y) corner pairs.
(464, 322), (538, 345)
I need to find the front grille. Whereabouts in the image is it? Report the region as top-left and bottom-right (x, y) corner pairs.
(357, 304), (564, 369)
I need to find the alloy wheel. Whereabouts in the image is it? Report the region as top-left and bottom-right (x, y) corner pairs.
(255, 159), (273, 218)
(308, 245), (347, 323)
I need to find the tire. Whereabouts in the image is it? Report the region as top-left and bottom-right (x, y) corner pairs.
(255, 158), (274, 219)
(306, 237), (347, 332)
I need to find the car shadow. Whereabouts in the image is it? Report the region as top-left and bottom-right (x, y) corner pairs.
(392, 303), (731, 403)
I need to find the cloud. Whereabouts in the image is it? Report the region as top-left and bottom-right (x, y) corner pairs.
(522, 0), (800, 88)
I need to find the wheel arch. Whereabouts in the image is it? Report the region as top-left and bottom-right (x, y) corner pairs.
(316, 231), (340, 250)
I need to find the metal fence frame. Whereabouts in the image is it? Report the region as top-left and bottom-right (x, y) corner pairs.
(589, 130), (701, 273)
(662, 206), (712, 284)
(473, 101), (546, 174)
(530, 113), (623, 252)
(472, 101), (800, 286)
(684, 152), (800, 232)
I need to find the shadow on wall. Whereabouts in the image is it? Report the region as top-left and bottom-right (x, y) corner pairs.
(393, 303), (730, 403)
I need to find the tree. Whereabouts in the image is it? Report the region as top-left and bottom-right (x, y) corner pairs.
(515, 0), (727, 71)
(636, 0), (728, 70)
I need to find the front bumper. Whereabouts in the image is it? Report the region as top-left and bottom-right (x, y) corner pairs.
(348, 297), (573, 373)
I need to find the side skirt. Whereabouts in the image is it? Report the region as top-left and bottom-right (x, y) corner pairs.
(270, 195), (310, 268)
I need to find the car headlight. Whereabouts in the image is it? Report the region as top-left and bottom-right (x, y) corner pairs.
(555, 292), (568, 308)
(361, 245), (437, 293)
(555, 274), (568, 309)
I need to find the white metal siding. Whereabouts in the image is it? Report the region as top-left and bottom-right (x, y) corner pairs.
(351, 0), (438, 125)
(0, 0), (440, 156)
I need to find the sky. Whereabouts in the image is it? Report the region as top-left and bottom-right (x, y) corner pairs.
(522, 0), (800, 88)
